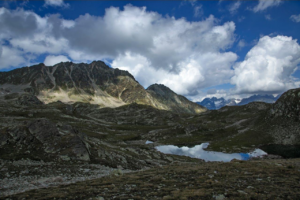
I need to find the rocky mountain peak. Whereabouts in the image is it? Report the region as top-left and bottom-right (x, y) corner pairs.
(0, 61), (206, 114)
(147, 84), (174, 96)
(147, 84), (207, 114)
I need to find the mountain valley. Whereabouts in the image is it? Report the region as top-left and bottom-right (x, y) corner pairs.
(0, 61), (300, 199)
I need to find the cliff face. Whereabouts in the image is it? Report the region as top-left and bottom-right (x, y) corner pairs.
(0, 61), (206, 114)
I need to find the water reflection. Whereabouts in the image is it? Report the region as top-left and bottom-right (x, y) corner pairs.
(155, 143), (267, 162)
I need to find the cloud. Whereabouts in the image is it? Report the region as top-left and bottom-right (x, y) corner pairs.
(44, 0), (69, 8)
(229, 1), (241, 14)
(237, 16), (245, 22)
(231, 35), (300, 94)
(0, 7), (39, 38)
(44, 55), (70, 66)
(237, 39), (246, 49)
(112, 51), (237, 96)
(252, 0), (281, 12)
(194, 5), (203, 17)
(207, 88), (217, 94)
(0, 44), (25, 69)
(182, 0), (203, 18)
(0, 5), (238, 97)
(290, 14), (300, 23)
(265, 14), (271, 20)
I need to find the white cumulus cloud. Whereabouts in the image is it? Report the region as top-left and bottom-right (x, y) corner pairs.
(44, 55), (70, 66)
(0, 5), (238, 96)
(0, 45), (25, 70)
(231, 35), (300, 94)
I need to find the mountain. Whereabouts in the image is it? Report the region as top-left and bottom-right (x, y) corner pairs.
(197, 94), (280, 110)
(0, 61), (206, 114)
(238, 94), (279, 106)
(147, 84), (206, 114)
(1, 75), (300, 198)
(2, 61), (300, 199)
(196, 97), (238, 110)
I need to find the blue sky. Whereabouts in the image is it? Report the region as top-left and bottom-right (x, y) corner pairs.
(0, 0), (300, 101)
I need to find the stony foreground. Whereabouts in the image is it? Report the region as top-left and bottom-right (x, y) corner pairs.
(0, 159), (133, 198)
(2, 158), (300, 200)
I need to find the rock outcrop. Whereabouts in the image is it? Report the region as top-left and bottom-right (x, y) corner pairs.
(268, 88), (300, 121)
(267, 88), (300, 145)
(0, 119), (90, 162)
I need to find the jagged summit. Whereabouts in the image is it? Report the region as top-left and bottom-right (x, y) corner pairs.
(147, 84), (206, 114)
(0, 61), (206, 114)
(197, 94), (280, 110)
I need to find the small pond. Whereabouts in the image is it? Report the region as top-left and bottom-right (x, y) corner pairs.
(154, 143), (267, 162)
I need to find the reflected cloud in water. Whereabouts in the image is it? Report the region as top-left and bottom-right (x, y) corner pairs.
(155, 143), (267, 162)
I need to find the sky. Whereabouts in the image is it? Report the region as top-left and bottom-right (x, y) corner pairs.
(0, 0), (300, 101)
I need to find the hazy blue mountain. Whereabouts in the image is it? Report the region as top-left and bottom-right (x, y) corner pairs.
(237, 94), (280, 106)
(197, 94), (280, 110)
(196, 97), (238, 110)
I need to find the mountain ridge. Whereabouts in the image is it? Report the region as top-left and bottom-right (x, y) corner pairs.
(197, 94), (280, 110)
(0, 61), (206, 114)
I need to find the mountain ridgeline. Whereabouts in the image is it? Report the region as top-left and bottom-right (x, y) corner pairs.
(0, 61), (206, 114)
(197, 94), (280, 110)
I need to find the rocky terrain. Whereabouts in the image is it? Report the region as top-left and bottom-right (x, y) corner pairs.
(2, 158), (300, 200)
(0, 61), (299, 199)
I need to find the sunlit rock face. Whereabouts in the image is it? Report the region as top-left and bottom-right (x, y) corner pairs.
(0, 61), (206, 114)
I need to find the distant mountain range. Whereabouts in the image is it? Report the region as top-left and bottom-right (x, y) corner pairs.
(197, 94), (280, 110)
